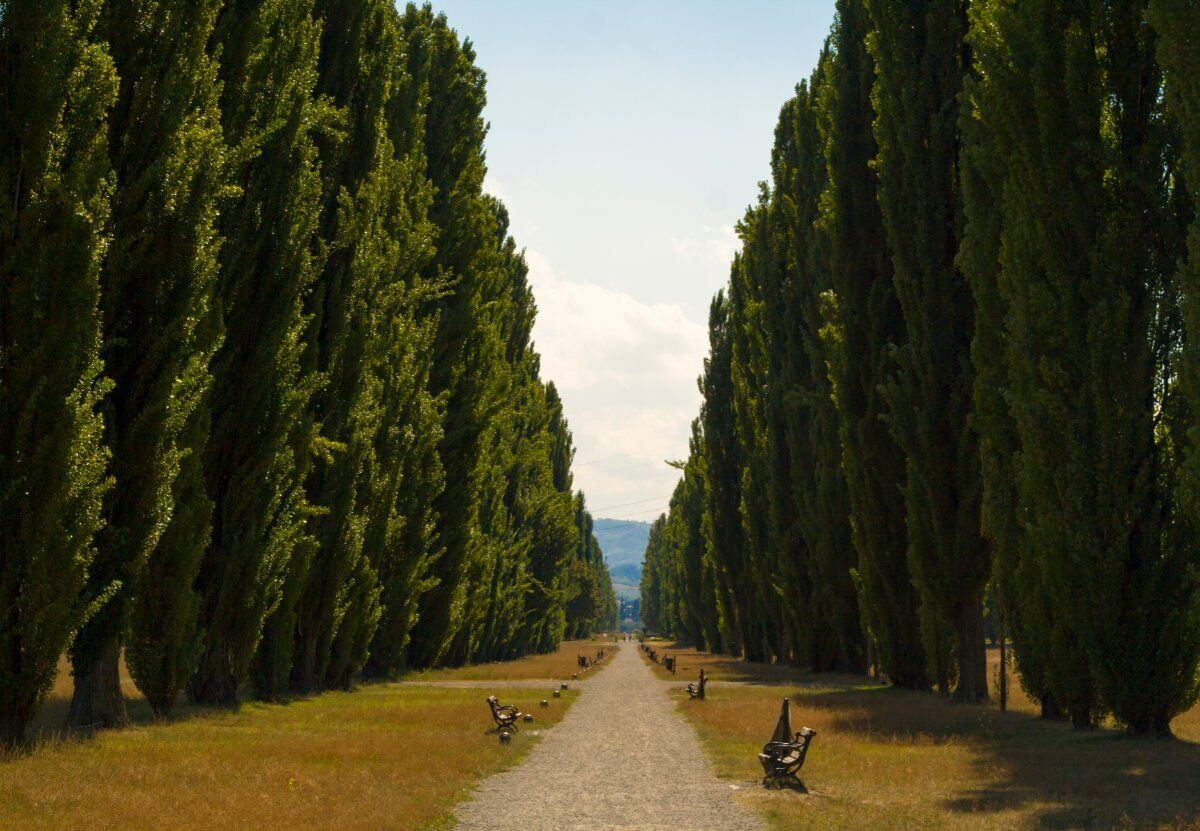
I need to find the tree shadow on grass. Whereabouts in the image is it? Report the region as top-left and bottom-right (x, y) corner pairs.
(651, 642), (868, 688)
(798, 686), (1200, 830)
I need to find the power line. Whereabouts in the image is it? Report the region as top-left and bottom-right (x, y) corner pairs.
(573, 446), (679, 467)
(588, 495), (672, 513)
(581, 458), (676, 475)
(592, 506), (671, 523)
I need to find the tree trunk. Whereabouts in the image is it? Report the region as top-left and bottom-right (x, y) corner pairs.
(290, 626), (319, 694)
(1041, 692), (1065, 721)
(0, 707), (28, 751)
(1127, 712), (1175, 739)
(67, 635), (129, 729)
(190, 636), (239, 706)
(998, 620), (1008, 713)
(952, 590), (989, 703)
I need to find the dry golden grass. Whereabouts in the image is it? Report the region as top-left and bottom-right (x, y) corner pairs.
(30, 655), (153, 741)
(670, 646), (1200, 831)
(405, 638), (619, 682)
(2, 683), (577, 831)
(639, 641), (863, 687)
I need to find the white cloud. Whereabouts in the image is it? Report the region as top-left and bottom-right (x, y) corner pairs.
(668, 224), (741, 266)
(524, 250), (707, 515)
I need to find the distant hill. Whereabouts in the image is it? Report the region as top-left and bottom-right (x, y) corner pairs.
(593, 518), (651, 595)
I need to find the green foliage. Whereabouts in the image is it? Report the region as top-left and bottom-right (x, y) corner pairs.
(0, 0), (116, 747)
(3, 0), (627, 736)
(174, 0), (325, 711)
(865, 0), (988, 701)
(729, 196), (798, 663)
(959, 0), (1058, 716)
(1151, 0), (1200, 735)
(820, 0), (925, 689)
(776, 64), (865, 675)
(403, 5), (495, 668)
(700, 291), (749, 657)
(72, 0), (225, 727)
(964, 0), (1200, 733)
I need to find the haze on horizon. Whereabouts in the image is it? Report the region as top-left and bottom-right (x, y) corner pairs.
(431, 0), (835, 520)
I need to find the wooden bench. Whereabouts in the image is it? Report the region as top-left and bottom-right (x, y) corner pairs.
(759, 698), (815, 790)
(759, 726), (816, 790)
(577, 655), (591, 668)
(487, 695), (522, 732)
(663, 656), (675, 673)
(686, 668), (707, 700)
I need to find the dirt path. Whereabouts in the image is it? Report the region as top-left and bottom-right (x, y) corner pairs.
(453, 644), (764, 831)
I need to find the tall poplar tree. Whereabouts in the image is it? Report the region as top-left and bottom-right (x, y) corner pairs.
(0, 0), (116, 748)
(820, 0), (926, 689)
(185, 0), (326, 708)
(730, 197), (795, 663)
(403, 6), (498, 668)
(864, 0), (986, 701)
(71, 0), (225, 727)
(969, 0), (1197, 732)
(778, 65), (866, 674)
(960, 0), (1062, 718)
(701, 291), (748, 657)
(285, 0), (436, 694)
(1151, 0), (1200, 733)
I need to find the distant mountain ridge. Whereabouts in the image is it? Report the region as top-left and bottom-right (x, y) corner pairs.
(593, 518), (651, 600)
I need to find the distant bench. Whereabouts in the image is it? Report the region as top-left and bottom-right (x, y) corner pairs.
(487, 695), (522, 732)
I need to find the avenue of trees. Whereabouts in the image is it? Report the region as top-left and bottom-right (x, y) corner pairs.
(642, 0), (1200, 736)
(0, 0), (616, 749)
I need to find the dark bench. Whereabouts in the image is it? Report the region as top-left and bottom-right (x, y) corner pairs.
(577, 655), (591, 668)
(686, 668), (707, 700)
(487, 695), (522, 732)
(664, 656), (676, 673)
(759, 698), (815, 790)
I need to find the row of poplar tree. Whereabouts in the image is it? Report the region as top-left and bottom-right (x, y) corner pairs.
(0, 0), (617, 749)
(641, 0), (1200, 737)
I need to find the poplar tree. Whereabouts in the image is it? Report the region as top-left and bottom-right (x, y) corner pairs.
(820, 0), (926, 689)
(184, 0), (326, 707)
(566, 495), (605, 639)
(864, 0), (986, 701)
(668, 424), (718, 649)
(1151, 0), (1200, 731)
(71, 0), (225, 727)
(284, 0), (436, 694)
(0, 0), (115, 748)
(362, 312), (444, 679)
(403, 6), (498, 668)
(959, 0), (1063, 718)
(639, 516), (669, 633)
(700, 291), (748, 657)
(778, 65), (866, 674)
(730, 197), (796, 663)
(970, 0), (1197, 732)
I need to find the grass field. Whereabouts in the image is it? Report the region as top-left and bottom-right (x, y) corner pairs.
(660, 645), (1200, 830)
(2, 644), (592, 830)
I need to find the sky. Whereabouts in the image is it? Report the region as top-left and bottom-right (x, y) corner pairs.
(431, 0), (836, 523)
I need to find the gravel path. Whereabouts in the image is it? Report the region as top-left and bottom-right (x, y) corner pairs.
(454, 644), (765, 831)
